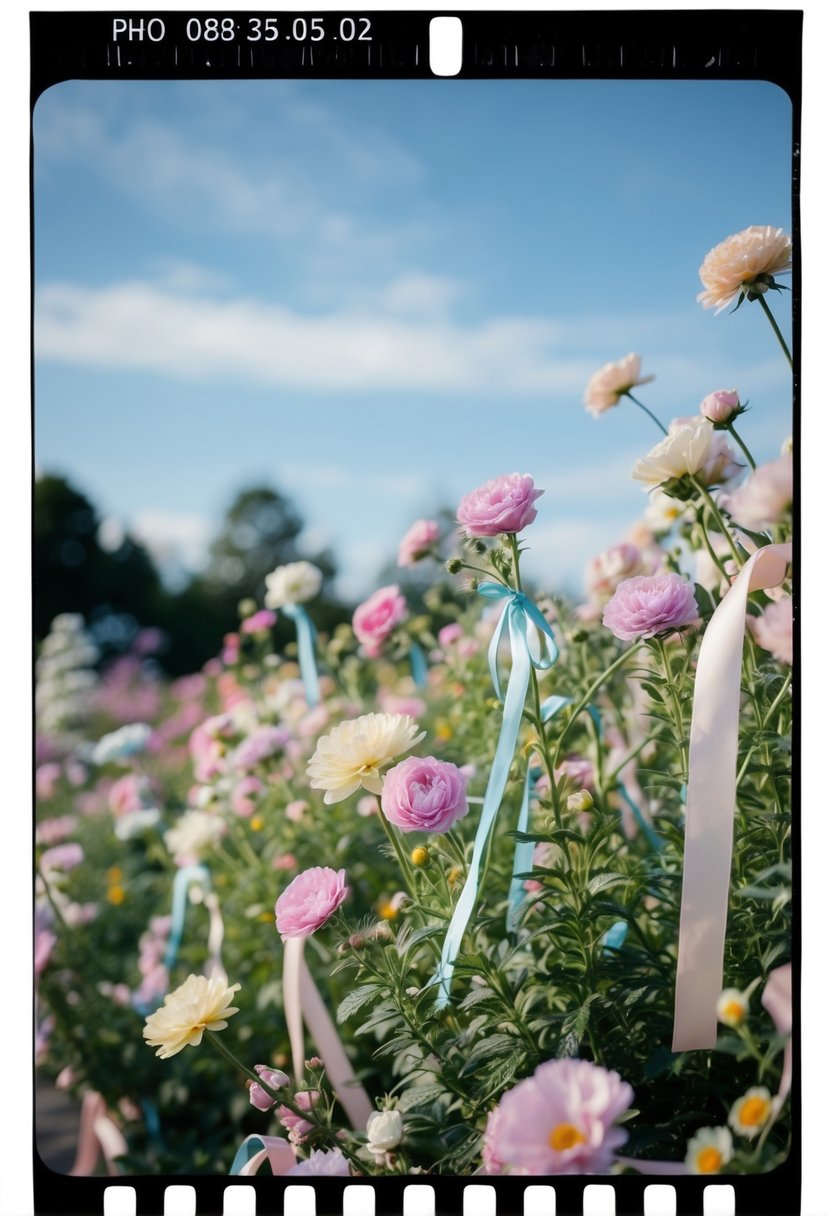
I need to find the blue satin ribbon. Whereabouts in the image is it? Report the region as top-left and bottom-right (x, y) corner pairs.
(615, 783), (663, 853)
(163, 863), (211, 973)
(229, 1134), (283, 1176)
(506, 695), (602, 933)
(601, 921), (629, 955)
(433, 583), (559, 1007)
(409, 641), (428, 688)
(282, 603), (320, 708)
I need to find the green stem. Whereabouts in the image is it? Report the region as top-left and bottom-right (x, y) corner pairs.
(206, 1032), (283, 1099)
(757, 294), (794, 371)
(552, 642), (642, 767)
(376, 798), (419, 894)
(727, 421), (757, 470)
(625, 391), (668, 436)
(655, 637), (688, 776)
(690, 475), (744, 569)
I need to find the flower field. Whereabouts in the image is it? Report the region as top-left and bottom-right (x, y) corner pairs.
(35, 226), (793, 1179)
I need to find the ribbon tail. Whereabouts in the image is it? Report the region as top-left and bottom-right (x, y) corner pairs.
(203, 891), (226, 981)
(163, 863), (210, 973)
(409, 642), (428, 688)
(506, 768), (535, 935)
(283, 936), (306, 1083)
(614, 784), (662, 852)
(288, 605), (320, 708)
(433, 613), (531, 1007)
(230, 1134), (296, 1176)
(672, 543), (791, 1051)
(299, 959), (374, 1129)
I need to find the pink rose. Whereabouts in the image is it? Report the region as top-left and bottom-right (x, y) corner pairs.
(353, 585), (408, 658)
(275, 867), (349, 939)
(602, 574), (699, 642)
(457, 473), (543, 537)
(749, 597), (793, 665)
(398, 519), (440, 566)
(701, 388), (741, 425)
(381, 755), (469, 834)
(249, 1064), (290, 1112)
(241, 609), (277, 635)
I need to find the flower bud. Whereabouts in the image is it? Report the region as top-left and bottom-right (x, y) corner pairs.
(306, 1056), (323, 1070)
(445, 558), (463, 574)
(366, 1109), (404, 1155)
(249, 1064), (290, 1112)
(410, 845), (430, 867)
(348, 932), (367, 950)
(701, 389), (740, 426)
(566, 790), (594, 815)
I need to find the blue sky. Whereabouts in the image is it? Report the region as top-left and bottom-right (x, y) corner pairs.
(33, 77), (793, 598)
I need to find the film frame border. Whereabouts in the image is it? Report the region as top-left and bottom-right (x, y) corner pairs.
(29, 9), (801, 1215)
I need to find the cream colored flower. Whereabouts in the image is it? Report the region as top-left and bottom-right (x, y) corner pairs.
(164, 810), (224, 863)
(644, 489), (688, 534)
(728, 1087), (773, 1140)
(716, 987), (749, 1028)
(143, 974), (241, 1059)
(583, 353), (654, 416)
(631, 419), (714, 488)
(366, 1109), (404, 1157)
(697, 225), (792, 313)
(685, 1126), (733, 1175)
(264, 561), (323, 608)
(307, 713), (425, 804)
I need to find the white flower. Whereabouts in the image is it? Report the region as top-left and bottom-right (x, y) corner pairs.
(366, 1109), (404, 1155)
(697, 225), (792, 313)
(728, 1088), (773, 1140)
(114, 808), (161, 840)
(583, 353), (654, 416)
(142, 973), (240, 1059)
(716, 988), (749, 1028)
(644, 489), (688, 535)
(164, 810), (225, 862)
(264, 561), (323, 608)
(287, 1148), (350, 1176)
(685, 1126), (733, 1175)
(91, 723), (153, 765)
(307, 713), (425, 804)
(631, 419), (714, 488)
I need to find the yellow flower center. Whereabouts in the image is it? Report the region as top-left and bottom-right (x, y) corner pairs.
(697, 1147), (722, 1174)
(107, 866), (123, 883)
(739, 1097), (770, 1127)
(722, 1000), (745, 1023)
(250, 816), (264, 831)
(107, 885), (125, 905)
(359, 760), (379, 775)
(378, 901), (398, 920)
(437, 724), (453, 741)
(548, 1123), (586, 1152)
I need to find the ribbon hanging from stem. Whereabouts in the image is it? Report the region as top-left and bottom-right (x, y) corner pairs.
(432, 582), (559, 1007)
(672, 542), (791, 1051)
(282, 603), (320, 708)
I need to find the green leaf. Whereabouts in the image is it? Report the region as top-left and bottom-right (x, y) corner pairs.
(587, 872), (631, 897)
(336, 984), (380, 1024)
(397, 1084), (447, 1112)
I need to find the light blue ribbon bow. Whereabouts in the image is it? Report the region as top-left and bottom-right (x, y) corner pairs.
(282, 603), (320, 708)
(432, 583), (559, 1008)
(163, 862), (212, 974)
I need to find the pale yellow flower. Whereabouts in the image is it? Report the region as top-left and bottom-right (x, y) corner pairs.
(264, 561), (323, 608)
(631, 419), (714, 488)
(728, 1087), (773, 1140)
(716, 987), (749, 1028)
(685, 1126), (733, 1175)
(697, 225), (792, 313)
(583, 353), (654, 416)
(143, 974), (241, 1059)
(307, 713), (425, 804)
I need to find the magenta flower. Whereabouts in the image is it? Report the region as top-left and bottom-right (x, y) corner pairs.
(381, 755), (469, 835)
(398, 518), (440, 567)
(483, 1058), (634, 1175)
(457, 472), (543, 537)
(232, 725), (290, 772)
(275, 867), (349, 940)
(353, 585), (408, 658)
(602, 573), (699, 642)
(249, 1064), (290, 1112)
(240, 609), (277, 635)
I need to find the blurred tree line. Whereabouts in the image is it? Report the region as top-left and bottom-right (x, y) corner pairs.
(34, 474), (348, 675)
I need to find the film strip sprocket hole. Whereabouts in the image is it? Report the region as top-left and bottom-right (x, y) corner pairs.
(31, 8), (800, 1216)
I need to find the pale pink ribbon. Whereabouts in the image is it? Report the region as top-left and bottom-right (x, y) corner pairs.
(235, 1134), (297, 1176)
(283, 936), (373, 1129)
(672, 542), (792, 1051)
(761, 963), (793, 1119)
(69, 1090), (128, 1176)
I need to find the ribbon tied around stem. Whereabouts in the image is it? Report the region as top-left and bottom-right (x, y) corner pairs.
(432, 582), (559, 1007)
(282, 602), (320, 708)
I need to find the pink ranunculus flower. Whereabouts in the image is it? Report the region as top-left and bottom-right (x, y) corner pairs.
(249, 1064), (290, 1112)
(585, 542), (648, 603)
(438, 623), (464, 649)
(701, 389), (741, 425)
(457, 473), (543, 537)
(353, 585), (408, 658)
(583, 353), (655, 417)
(726, 453), (793, 530)
(278, 1090), (319, 1142)
(603, 573), (699, 642)
(232, 725), (291, 772)
(398, 518), (440, 567)
(241, 609), (277, 635)
(275, 867), (349, 940)
(231, 775), (263, 818)
(381, 755), (469, 835)
(749, 597), (793, 666)
(378, 690), (427, 719)
(287, 1147), (350, 1176)
(484, 1058), (633, 1175)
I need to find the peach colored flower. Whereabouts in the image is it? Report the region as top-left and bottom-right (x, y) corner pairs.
(697, 226), (792, 313)
(584, 353), (654, 417)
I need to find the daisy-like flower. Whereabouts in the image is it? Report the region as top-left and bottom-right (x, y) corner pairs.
(728, 1087), (773, 1140)
(685, 1126), (733, 1175)
(697, 225), (792, 314)
(716, 988), (749, 1028)
(307, 713), (425, 804)
(631, 419), (714, 489)
(142, 974), (241, 1059)
(583, 353), (655, 417)
(264, 561), (323, 609)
